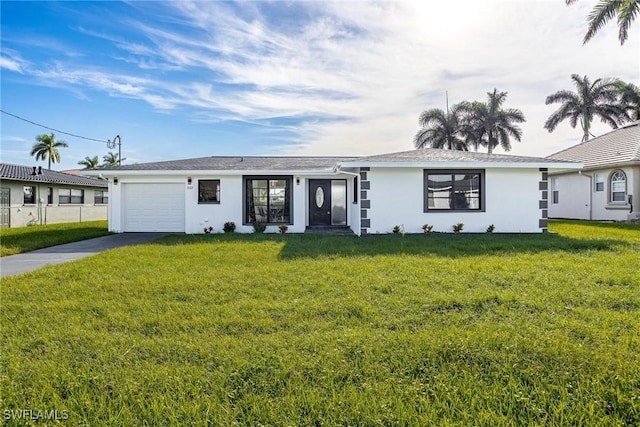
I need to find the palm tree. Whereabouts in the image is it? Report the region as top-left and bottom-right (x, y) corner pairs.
(30, 133), (68, 169)
(466, 89), (526, 154)
(78, 156), (100, 169)
(414, 103), (471, 150)
(544, 74), (628, 141)
(616, 81), (640, 121)
(102, 152), (126, 167)
(566, 0), (639, 45)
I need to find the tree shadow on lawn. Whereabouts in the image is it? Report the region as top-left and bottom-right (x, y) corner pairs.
(155, 232), (624, 260)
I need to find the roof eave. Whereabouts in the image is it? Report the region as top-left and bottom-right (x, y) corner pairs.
(82, 168), (344, 177)
(338, 161), (583, 170)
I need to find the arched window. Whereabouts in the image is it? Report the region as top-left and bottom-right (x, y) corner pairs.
(610, 170), (627, 202)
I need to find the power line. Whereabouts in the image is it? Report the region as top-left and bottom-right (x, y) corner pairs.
(0, 109), (109, 143)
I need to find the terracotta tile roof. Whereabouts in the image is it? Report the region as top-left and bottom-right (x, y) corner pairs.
(0, 163), (108, 187)
(546, 121), (640, 169)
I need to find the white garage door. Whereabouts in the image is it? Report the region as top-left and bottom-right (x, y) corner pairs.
(123, 183), (185, 232)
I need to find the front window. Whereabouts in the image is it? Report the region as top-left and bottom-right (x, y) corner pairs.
(424, 170), (484, 211)
(610, 170), (626, 202)
(551, 177), (559, 204)
(59, 188), (84, 204)
(594, 173), (604, 192)
(94, 190), (109, 204)
(245, 177), (292, 224)
(23, 186), (36, 204)
(198, 180), (220, 203)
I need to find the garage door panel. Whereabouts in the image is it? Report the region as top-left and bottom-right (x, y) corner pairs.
(123, 183), (185, 232)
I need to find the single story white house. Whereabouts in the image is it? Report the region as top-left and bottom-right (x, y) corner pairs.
(0, 163), (108, 227)
(546, 121), (640, 221)
(84, 149), (580, 235)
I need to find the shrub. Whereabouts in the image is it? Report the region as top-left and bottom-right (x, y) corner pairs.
(203, 226), (213, 234)
(486, 224), (495, 233)
(252, 222), (266, 233)
(452, 223), (464, 233)
(392, 225), (401, 234)
(422, 224), (434, 233)
(223, 222), (236, 233)
(278, 224), (288, 234)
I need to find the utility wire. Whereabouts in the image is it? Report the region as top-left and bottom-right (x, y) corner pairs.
(0, 109), (110, 143)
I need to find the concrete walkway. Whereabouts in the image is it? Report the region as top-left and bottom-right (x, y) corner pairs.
(1, 233), (168, 278)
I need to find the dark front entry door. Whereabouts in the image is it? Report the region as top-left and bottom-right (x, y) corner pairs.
(309, 180), (331, 226)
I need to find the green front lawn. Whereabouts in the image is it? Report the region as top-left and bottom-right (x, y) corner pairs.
(1, 221), (639, 425)
(0, 220), (109, 256)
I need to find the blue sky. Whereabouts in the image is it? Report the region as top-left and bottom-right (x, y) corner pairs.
(1, 0), (638, 170)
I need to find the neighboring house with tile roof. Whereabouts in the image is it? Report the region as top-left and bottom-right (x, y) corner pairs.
(0, 163), (108, 227)
(83, 148), (579, 235)
(546, 121), (640, 221)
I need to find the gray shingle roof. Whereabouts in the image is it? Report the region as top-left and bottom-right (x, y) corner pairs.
(99, 156), (360, 172)
(92, 150), (578, 174)
(0, 163), (108, 187)
(341, 148), (574, 164)
(546, 121), (640, 169)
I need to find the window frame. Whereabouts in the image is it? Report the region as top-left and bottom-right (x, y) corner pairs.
(243, 176), (293, 225)
(609, 170), (627, 203)
(423, 169), (485, 212)
(94, 190), (109, 205)
(59, 188), (84, 205)
(551, 177), (559, 204)
(594, 173), (604, 192)
(23, 186), (36, 205)
(197, 179), (221, 204)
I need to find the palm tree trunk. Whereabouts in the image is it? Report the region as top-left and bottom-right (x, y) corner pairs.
(581, 117), (590, 142)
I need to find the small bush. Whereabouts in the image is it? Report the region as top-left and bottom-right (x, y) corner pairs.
(278, 224), (288, 234)
(252, 222), (266, 233)
(203, 226), (213, 234)
(486, 224), (495, 233)
(392, 225), (401, 234)
(223, 222), (236, 233)
(422, 224), (434, 233)
(452, 223), (464, 233)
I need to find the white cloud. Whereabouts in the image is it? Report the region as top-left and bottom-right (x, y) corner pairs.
(0, 51), (27, 73)
(3, 0), (638, 159)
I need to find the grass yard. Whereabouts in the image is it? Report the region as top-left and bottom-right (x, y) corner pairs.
(1, 220), (639, 425)
(0, 220), (109, 257)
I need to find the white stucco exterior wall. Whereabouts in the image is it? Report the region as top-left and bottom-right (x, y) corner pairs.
(547, 173), (591, 220)
(107, 172), (359, 234)
(549, 166), (638, 221)
(364, 167), (545, 234)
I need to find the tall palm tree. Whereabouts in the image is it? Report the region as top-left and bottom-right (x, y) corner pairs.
(566, 0), (639, 45)
(78, 156), (100, 169)
(544, 74), (628, 141)
(30, 133), (68, 169)
(102, 152), (126, 167)
(616, 81), (640, 121)
(466, 89), (525, 154)
(414, 103), (471, 150)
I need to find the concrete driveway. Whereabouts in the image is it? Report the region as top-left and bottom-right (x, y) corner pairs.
(1, 233), (169, 278)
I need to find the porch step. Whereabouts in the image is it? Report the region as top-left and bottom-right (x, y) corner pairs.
(304, 226), (355, 236)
